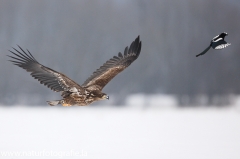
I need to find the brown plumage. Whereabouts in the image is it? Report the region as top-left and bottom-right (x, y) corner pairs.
(8, 36), (142, 106)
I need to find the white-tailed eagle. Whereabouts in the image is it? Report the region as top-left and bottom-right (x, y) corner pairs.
(8, 36), (142, 106)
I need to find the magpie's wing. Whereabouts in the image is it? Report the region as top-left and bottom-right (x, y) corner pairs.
(82, 36), (141, 91)
(213, 40), (231, 50)
(196, 45), (211, 57)
(8, 46), (84, 93)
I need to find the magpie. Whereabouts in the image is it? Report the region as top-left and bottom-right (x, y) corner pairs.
(196, 32), (231, 57)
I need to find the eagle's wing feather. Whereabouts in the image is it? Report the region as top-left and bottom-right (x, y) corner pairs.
(82, 36), (141, 91)
(8, 46), (84, 92)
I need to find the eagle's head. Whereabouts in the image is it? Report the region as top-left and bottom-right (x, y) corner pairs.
(94, 92), (109, 101)
(101, 93), (109, 100)
(88, 90), (109, 101)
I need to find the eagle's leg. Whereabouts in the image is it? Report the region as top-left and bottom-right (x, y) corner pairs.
(62, 103), (72, 106)
(61, 99), (73, 106)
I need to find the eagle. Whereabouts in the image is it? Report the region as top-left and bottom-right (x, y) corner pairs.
(196, 32), (231, 57)
(8, 36), (142, 106)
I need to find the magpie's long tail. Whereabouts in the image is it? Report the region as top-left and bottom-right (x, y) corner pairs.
(196, 45), (211, 57)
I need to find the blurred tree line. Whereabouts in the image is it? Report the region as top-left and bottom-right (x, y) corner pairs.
(0, 0), (240, 106)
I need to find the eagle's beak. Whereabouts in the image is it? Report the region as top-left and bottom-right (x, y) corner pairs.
(103, 94), (109, 100)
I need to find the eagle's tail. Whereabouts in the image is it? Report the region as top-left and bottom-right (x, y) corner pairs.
(47, 100), (61, 106)
(196, 45), (211, 57)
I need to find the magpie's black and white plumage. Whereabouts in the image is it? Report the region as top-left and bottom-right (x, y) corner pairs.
(196, 32), (231, 57)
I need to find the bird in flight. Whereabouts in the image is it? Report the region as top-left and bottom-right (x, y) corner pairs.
(8, 36), (142, 106)
(196, 32), (231, 57)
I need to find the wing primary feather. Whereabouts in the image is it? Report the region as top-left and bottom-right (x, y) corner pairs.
(136, 41), (141, 57)
(8, 46), (65, 92)
(118, 52), (123, 58)
(113, 56), (119, 60)
(8, 60), (23, 65)
(17, 45), (36, 62)
(27, 49), (37, 61)
(82, 35), (142, 90)
(7, 59), (26, 65)
(11, 47), (34, 62)
(8, 51), (29, 62)
(124, 47), (128, 56)
(11, 48), (29, 60)
(8, 45), (85, 93)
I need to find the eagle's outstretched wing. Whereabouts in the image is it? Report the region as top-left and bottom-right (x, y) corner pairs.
(82, 36), (141, 91)
(8, 46), (84, 93)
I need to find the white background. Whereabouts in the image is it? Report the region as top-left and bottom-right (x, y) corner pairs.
(0, 105), (239, 159)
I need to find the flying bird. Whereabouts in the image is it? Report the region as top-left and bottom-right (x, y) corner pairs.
(8, 36), (142, 106)
(196, 32), (231, 57)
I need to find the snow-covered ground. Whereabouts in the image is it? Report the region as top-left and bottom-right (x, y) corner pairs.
(0, 106), (240, 159)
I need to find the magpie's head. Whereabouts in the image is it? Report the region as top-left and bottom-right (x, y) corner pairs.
(220, 32), (228, 38)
